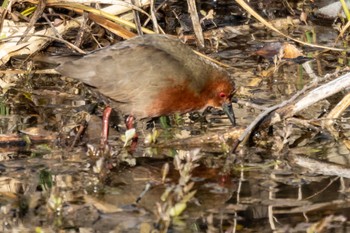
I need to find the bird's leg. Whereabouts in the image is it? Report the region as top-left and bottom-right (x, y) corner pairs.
(100, 106), (112, 149)
(125, 115), (138, 151)
(125, 115), (135, 130)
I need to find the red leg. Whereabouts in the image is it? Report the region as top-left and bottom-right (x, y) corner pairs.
(100, 106), (112, 149)
(125, 115), (138, 151)
(125, 115), (136, 130)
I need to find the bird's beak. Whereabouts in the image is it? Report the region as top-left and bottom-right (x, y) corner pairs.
(222, 101), (236, 126)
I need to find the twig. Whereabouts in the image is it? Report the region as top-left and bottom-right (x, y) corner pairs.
(17, 0), (46, 44)
(42, 13), (64, 40)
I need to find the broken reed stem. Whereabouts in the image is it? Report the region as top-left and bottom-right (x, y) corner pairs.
(293, 72), (350, 114)
(233, 70), (350, 152)
(131, 0), (143, 35)
(150, 0), (159, 33)
(186, 0), (204, 48)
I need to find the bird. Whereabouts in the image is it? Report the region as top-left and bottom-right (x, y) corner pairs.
(54, 34), (236, 146)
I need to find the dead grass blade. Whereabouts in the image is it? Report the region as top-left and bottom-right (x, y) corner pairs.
(88, 13), (136, 39)
(49, 2), (155, 34)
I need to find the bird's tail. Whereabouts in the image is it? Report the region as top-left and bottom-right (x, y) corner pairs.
(32, 53), (83, 68)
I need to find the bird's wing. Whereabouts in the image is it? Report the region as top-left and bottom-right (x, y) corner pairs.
(56, 38), (203, 103)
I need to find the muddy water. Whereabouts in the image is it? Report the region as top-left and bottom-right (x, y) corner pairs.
(1, 2), (350, 233)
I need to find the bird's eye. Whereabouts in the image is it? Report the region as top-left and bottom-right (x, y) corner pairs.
(219, 92), (226, 98)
